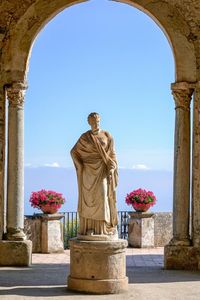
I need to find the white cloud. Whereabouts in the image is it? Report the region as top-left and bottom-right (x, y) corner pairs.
(24, 162), (62, 168)
(25, 163), (32, 167)
(44, 162), (60, 168)
(132, 164), (150, 170)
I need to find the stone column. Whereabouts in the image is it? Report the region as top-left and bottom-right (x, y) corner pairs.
(192, 82), (200, 246)
(170, 82), (193, 246)
(5, 82), (27, 240)
(0, 85), (6, 239)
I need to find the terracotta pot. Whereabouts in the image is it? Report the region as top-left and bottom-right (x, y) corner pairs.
(132, 204), (150, 213)
(40, 205), (58, 214)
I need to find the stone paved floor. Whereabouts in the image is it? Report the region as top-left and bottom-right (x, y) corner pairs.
(32, 247), (164, 267)
(1, 247), (200, 300)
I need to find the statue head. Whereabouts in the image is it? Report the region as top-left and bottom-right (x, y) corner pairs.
(87, 112), (100, 132)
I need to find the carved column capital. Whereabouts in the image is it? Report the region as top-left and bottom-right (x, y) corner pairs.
(6, 82), (27, 107)
(171, 82), (194, 111)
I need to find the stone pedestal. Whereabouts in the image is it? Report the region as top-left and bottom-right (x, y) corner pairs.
(0, 240), (32, 266)
(40, 214), (64, 253)
(128, 212), (154, 248)
(164, 245), (200, 270)
(67, 238), (128, 294)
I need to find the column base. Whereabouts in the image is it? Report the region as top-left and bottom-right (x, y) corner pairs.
(6, 227), (27, 241)
(0, 240), (32, 266)
(169, 237), (191, 246)
(164, 244), (200, 270)
(67, 238), (128, 294)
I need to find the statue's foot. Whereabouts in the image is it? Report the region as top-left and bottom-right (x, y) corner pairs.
(108, 228), (118, 235)
(86, 230), (94, 236)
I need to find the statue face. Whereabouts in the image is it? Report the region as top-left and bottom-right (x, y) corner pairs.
(89, 116), (100, 131)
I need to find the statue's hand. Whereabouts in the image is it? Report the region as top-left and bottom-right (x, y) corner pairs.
(108, 169), (114, 183)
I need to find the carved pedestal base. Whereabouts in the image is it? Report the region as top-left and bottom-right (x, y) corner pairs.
(0, 240), (32, 266)
(40, 214), (64, 253)
(25, 213), (64, 253)
(67, 238), (128, 294)
(128, 212), (154, 248)
(164, 245), (200, 270)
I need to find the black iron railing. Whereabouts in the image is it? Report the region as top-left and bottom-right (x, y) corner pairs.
(61, 211), (130, 249)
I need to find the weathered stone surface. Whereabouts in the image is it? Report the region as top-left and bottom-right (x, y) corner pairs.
(164, 245), (200, 270)
(0, 240), (32, 266)
(24, 216), (41, 252)
(192, 82), (200, 247)
(41, 215), (64, 253)
(154, 212), (172, 247)
(0, 0), (198, 82)
(6, 82), (27, 241)
(128, 212), (154, 248)
(171, 83), (193, 246)
(25, 214), (64, 253)
(0, 87), (5, 240)
(68, 238), (128, 294)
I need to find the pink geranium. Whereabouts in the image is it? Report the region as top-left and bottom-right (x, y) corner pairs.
(125, 188), (156, 211)
(30, 189), (65, 211)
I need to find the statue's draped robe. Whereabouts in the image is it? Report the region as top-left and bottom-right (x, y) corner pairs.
(71, 130), (118, 235)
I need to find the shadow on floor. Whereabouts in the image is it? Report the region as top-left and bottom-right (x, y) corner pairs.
(127, 266), (200, 284)
(0, 286), (75, 297)
(0, 261), (200, 297)
(0, 264), (69, 287)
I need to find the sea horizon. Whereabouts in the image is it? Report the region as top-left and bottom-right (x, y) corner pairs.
(24, 166), (173, 215)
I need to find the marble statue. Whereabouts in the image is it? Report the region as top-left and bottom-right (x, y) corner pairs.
(71, 112), (118, 239)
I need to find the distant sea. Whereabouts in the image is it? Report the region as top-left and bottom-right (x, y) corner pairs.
(25, 167), (173, 215)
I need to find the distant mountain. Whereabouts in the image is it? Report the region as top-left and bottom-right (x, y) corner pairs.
(25, 167), (173, 215)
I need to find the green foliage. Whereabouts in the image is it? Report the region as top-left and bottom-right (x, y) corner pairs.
(64, 219), (79, 249)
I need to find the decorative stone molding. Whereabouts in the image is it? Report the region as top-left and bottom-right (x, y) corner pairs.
(171, 82), (194, 110)
(6, 82), (27, 107)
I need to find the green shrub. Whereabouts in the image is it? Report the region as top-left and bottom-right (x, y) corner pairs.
(64, 219), (79, 248)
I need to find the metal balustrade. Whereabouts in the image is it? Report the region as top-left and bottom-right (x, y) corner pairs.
(61, 211), (130, 249)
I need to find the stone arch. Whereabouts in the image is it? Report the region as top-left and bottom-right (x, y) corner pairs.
(1, 0), (197, 84)
(1, 0), (200, 271)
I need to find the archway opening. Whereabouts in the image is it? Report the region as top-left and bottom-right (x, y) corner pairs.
(24, 0), (174, 217)
(20, 0), (176, 255)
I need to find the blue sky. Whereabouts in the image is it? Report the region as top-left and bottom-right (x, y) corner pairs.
(25, 0), (175, 171)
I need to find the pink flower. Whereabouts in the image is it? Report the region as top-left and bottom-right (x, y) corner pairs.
(29, 189), (65, 211)
(125, 188), (156, 210)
